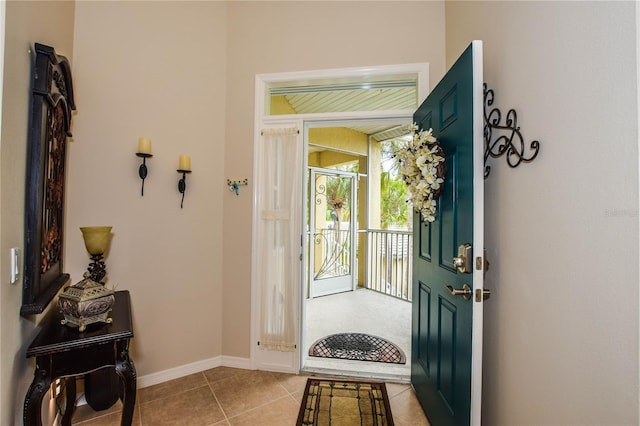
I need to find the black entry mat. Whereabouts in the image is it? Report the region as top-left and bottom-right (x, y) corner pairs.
(308, 333), (406, 364)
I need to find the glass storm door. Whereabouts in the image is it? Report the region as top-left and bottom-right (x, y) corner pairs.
(308, 168), (357, 298)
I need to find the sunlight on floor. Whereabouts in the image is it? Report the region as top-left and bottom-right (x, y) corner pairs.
(303, 288), (411, 381)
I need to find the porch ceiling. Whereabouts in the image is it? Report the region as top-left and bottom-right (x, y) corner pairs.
(278, 83), (416, 142)
(284, 86), (415, 115)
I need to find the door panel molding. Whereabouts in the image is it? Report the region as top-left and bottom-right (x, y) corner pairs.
(437, 295), (457, 413)
(438, 150), (459, 273)
(439, 85), (459, 131)
(417, 281), (432, 375)
(419, 222), (433, 261)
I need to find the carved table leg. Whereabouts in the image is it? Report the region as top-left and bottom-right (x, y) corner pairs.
(61, 377), (76, 426)
(115, 355), (137, 426)
(24, 367), (51, 426)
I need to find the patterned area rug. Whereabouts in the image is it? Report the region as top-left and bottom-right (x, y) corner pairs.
(296, 378), (394, 426)
(308, 333), (406, 364)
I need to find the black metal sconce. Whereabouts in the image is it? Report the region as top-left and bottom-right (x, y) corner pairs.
(483, 83), (540, 178)
(177, 155), (191, 208)
(136, 138), (152, 196)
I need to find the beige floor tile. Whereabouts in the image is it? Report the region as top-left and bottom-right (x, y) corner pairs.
(271, 372), (311, 394)
(72, 369), (430, 425)
(290, 389), (305, 404)
(228, 395), (300, 426)
(72, 400), (141, 425)
(140, 385), (225, 425)
(73, 408), (142, 426)
(209, 370), (289, 418)
(389, 388), (430, 426)
(385, 382), (412, 399)
(137, 372), (208, 404)
(71, 400), (122, 424)
(203, 366), (251, 384)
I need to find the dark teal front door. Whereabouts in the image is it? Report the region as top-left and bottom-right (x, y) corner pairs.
(411, 41), (485, 425)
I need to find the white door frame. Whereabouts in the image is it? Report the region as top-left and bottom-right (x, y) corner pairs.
(251, 63), (429, 373)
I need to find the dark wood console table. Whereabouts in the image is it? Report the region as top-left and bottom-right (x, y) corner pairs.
(24, 290), (136, 426)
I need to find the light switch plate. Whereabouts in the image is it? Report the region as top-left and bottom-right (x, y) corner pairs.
(10, 247), (19, 284)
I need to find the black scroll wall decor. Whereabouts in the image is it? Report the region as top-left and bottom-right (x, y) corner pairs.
(483, 83), (540, 178)
(21, 43), (76, 316)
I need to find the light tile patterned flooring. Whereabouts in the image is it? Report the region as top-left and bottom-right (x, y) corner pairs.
(70, 367), (430, 425)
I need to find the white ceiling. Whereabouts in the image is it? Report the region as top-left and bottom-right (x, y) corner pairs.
(284, 87), (416, 115)
(275, 84), (416, 142)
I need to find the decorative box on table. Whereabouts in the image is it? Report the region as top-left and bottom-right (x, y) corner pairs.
(58, 226), (115, 332)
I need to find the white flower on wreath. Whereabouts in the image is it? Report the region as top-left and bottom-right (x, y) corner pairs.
(396, 123), (446, 223)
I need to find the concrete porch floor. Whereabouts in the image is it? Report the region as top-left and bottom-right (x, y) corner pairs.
(302, 288), (412, 382)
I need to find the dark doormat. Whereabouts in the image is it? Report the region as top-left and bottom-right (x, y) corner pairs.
(296, 378), (394, 426)
(308, 333), (406, 364)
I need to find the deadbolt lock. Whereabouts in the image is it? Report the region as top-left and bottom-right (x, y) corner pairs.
(475, 288), (491, 302)
(453, 243), (473, 273)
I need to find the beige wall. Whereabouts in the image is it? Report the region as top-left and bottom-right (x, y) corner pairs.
(69, 1), (227, 376)
(69, 0), (445, 376)
(446, 1), (639, 424)
(2, 2), (445, 419)
(6, 1), (636, 424)
(1, 1), (75, 423)
(223, 0), (446, 358)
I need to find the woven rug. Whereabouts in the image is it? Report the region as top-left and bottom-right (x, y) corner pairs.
(296, 378), (394, 426)
(308, 333), (406, 364)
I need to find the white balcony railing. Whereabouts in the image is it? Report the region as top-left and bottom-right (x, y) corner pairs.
(366, 229), (412, 301)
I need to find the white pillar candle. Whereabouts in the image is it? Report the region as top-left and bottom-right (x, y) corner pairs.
(179, 155), (191, 171)
(137, 138), (152, 154)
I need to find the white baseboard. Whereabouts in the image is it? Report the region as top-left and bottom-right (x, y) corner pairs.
(218, 355), (253, 371)
(75, 355), (254, 407)
(137, 355), (252, 389)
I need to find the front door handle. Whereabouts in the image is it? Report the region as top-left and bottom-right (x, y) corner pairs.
(446, 284), (471, 300)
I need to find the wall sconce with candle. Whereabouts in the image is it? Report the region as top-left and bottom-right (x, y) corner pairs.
(136, 138), (152, 196)
(177, 155), (191, 208)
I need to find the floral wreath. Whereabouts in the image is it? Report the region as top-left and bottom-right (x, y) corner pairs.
(396, 123), (446, 223)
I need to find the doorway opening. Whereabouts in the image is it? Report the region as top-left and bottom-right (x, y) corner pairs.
(302, 120), (414, 381)
(251, 64), (429, 378)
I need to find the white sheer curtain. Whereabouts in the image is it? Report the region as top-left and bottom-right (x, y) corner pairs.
(256, 127), (301, 352)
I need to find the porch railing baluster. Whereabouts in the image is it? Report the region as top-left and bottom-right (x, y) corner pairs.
(365, 229), (412, 302)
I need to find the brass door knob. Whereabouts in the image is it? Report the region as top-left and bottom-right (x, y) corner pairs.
(454, 243), (473, 273)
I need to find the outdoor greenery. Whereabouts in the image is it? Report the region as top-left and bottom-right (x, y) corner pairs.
(380, 171), (409, 229)
(322, 138), (411, 230)
(380, 139), (410, 229)
(324, 163), (358, 223)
